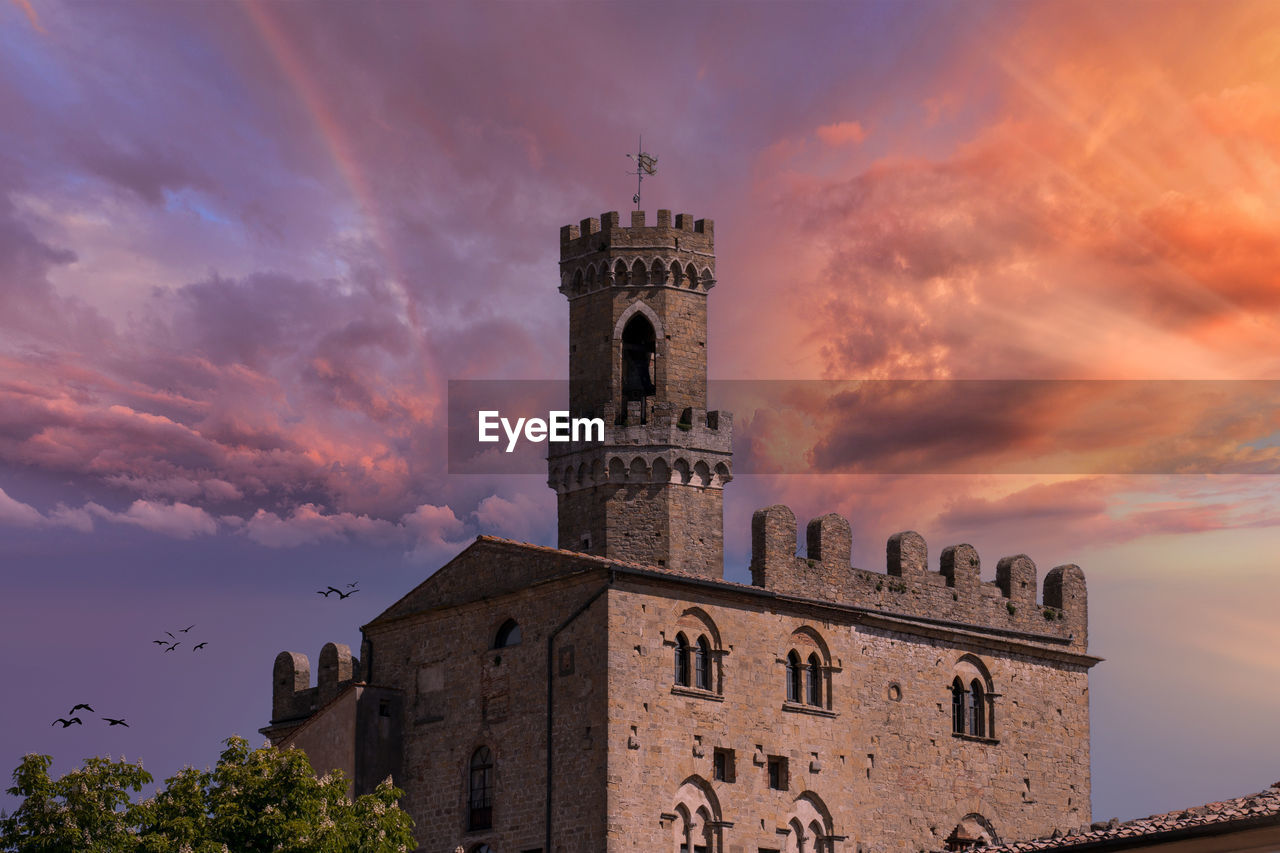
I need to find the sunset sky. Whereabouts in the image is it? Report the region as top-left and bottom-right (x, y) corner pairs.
(2, 0), (1279, 828)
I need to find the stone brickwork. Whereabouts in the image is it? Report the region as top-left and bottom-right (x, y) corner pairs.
(551, 210), (731, 577)
(357, 544), (611, 852)
(605, 569), (1093, 853)
(751, 506), (1088, 650)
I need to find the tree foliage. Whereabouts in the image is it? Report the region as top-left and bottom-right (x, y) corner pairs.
(1, 737), (414, 853)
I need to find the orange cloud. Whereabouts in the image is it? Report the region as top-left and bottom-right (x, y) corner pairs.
(9, 0), (44, 33)
(815, 121), (867, 147)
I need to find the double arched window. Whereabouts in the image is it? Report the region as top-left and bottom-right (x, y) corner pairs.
(468, 746), (493, 831)
(784, 628), (832, 711)
(671, 609), (723, 696)
(950, 656), (996, 739)
(783, 793), (838, 853)
(674, 632), (713, 691)
(669, 778), (722, 853)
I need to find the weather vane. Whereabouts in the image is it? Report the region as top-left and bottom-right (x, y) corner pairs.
(626, 136), (657, 210)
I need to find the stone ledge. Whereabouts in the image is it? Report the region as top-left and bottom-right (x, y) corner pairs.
(781, 701), (839, 719)
(952, 732), (1001, 746)
(670, 685), (725, 703)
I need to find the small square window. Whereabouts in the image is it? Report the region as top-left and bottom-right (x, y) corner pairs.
(767, 755), (788, 791)
(378, 699), (391, 718)
(712, 747), (736, 783)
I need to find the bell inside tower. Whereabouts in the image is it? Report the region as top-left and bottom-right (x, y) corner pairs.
(620, 313), (656, 424)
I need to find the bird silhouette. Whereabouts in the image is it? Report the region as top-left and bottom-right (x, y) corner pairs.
(165, 631), (176, 640)
(179, 624), (195, 633)
(317, 588), (335, 597)
(192, 642), (207, 651)
(164, 643), (180, 652)
(102, 717), (129, 727)
(69, 703), (94, 714)
(51, 717), (82, 728)
(152, 639), (168, 645)
(329, 586), (358, 600)
(346, 582), (358, 588)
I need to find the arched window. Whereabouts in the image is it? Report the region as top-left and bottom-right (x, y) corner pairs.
(951, 655), (996, 739)
(674, 632), (691, 687)
(782, 794), (837, 853)
(468, 746), (493, 831)
(808, 820), (827, 853)
(946, 814), (999, 850)
(786, 651), (803, 703)
(671, 609), (724, 698)
(695, 635), (711, 690)
(621, 314), (657, 402)
(670, 778), (721, 853)
(968, 679), (986, 738)
(494, 618), (521, 648)
(805, 653), (823, 706)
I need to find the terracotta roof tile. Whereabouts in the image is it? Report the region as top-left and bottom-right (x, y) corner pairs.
(958, 783), (1280, 852)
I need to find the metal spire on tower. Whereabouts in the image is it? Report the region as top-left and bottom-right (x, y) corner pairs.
(626, 136), (657, 210)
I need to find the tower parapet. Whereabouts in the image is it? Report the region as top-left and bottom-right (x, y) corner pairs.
(750, 505), (1088, 649)
(265, 642), (361, 741)
(552, 210), (730, 578)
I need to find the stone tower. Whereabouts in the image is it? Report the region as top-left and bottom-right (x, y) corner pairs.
(548, 209), (732, 578)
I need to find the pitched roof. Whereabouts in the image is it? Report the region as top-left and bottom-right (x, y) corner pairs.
(969, 782), (1280, 851)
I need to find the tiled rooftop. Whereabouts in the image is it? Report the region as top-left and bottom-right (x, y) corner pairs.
(966, 782), (1280, 851)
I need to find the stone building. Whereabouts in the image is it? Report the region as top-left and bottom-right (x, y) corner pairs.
(262, 210), (1099, 853)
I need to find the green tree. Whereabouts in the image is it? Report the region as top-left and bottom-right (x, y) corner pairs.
(2, 738), (415, 853)
(0, 753), (150, 852)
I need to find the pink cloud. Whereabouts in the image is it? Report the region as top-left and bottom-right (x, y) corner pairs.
(88, 499), (218, 539)
(0, 486), (44, 527)
(244, 504), (401, 549)
(471, 491), (554, 544)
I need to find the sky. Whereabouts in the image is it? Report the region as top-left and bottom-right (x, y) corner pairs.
(2, 0), (1279, 830)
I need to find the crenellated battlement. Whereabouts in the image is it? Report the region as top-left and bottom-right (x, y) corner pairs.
(750, 505), (1088, 649)
(269, 641), (362, 727)
(559, 210), (716, 299)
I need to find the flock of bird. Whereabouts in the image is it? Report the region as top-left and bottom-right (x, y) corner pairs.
(51, 623), (204, 731)
(51, 704), (128, 728)
(152, 623), (205, 653)
(317, 581), (359, 599)
(51, 583), (359, 732)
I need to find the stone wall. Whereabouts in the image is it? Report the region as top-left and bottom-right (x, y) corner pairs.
(362, 553), (611, 853)
(605, 573), (1093, 853)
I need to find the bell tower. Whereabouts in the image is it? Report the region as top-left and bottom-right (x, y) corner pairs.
(548, 209), (732, 578)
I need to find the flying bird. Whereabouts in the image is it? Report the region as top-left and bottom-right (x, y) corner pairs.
(327, 586), (358, 599)
(317, 588), (335, 597)
(346, 582), (358, 588)
(102, 717), (129, 727)
(192, 642), (207, 651)
(164, 643), (180, 652)
(179, 624), (195, 633)
(152, 639), (168, 645)
(165, 631), (176, 640)
(69, 703), (94, 714)
(51, 717), (82, 728)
